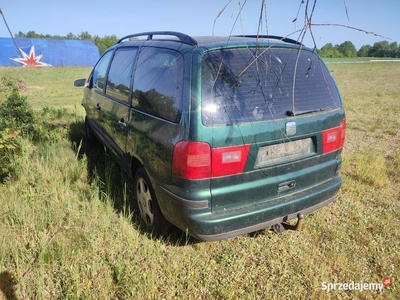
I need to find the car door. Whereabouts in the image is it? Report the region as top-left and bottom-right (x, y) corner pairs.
(100, 47), (138, 156)
(82, 50), (114, 136)
(126, 46), (185, 181)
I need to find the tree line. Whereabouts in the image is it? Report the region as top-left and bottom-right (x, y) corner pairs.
(317, 40), (399, 58)
(15, 31), (118, 55)
(15, 31), (399, 58)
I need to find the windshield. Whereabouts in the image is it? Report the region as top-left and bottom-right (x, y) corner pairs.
(201, 47), (341, 126)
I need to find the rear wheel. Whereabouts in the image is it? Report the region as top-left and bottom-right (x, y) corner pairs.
(133, 167), (166, 234)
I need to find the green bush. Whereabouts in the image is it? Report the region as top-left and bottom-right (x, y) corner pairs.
(0, 76), (74, 182)
(0, 91), (37, 132)
(0, 78), (38, 181)
(0, 75), (19, 95)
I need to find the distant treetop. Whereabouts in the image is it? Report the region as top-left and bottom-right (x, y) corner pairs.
(15, 31), (118, 55)
(318, 40), (399, 58)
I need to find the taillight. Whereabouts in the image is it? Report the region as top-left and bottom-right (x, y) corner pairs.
(211, 145), (250, 177)
(322, 119), (346, 154)
(172, 141), (211, 180)
(172, 141), (250, 180)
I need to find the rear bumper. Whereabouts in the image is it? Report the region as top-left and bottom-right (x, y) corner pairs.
(157, 176), (341, 241)
(195, 193), (337, 241)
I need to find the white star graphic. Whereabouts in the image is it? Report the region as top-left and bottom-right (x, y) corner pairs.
(10, 46), (52, 67)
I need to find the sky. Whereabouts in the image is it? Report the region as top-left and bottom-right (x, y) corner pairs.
(0, 0), (399, 50)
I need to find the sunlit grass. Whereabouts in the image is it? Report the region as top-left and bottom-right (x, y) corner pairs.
(0, 67), (91, 110)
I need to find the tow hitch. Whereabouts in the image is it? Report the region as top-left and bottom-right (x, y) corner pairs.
(272, 213), (304, 233)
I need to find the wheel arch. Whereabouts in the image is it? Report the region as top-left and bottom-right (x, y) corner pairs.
(129, 155), (144, 178)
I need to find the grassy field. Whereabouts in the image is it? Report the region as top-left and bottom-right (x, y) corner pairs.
(0, 67), (90, 111)
(0, 62), (399, 299)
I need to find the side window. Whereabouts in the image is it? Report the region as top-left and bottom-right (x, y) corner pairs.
(106, 48), (138, 103)
(132, 47), (183, 122)
(92, 50), (113, 92)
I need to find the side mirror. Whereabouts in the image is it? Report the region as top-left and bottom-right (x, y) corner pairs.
(74, 78), (87, 87)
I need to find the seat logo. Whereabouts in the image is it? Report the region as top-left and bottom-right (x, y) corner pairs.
(286, 121), (296, 136)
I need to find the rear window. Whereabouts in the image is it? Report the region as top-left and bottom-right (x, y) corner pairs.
(201, 48), (341, 126)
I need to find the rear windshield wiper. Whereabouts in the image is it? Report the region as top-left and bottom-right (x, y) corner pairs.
(286, 108), (331, 117)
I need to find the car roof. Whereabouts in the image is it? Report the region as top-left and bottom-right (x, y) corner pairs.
(114, 31), (306, 51)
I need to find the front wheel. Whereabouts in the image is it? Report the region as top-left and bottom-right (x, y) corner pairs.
(133, 168), (166, 234)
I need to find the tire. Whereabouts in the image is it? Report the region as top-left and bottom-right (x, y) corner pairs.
(133, 167), (167, 234)
(85, 116), (98, 145)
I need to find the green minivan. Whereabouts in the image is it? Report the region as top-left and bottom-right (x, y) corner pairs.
(75, 32), (346, 241)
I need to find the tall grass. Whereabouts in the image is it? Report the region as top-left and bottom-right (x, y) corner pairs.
(0, 64), (399, 299)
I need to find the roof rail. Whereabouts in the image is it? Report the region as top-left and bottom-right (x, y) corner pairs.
(116, 31), (198, 46)
(233, 35), (303, 46)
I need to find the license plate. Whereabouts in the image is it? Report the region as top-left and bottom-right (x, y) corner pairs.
(255, 138), (315, 167)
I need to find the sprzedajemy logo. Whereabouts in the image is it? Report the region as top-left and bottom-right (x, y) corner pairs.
(322, 277), (392, 293)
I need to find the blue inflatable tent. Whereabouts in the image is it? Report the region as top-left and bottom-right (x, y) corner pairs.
(0, 37), (99, 67)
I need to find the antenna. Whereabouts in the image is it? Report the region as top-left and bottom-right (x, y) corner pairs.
(0, 8), (24, 57)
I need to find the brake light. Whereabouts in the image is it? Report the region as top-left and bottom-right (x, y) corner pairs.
(172, 141), (250, 180)
(322, 119), (346, 154)
(172, 141), (211, 180)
